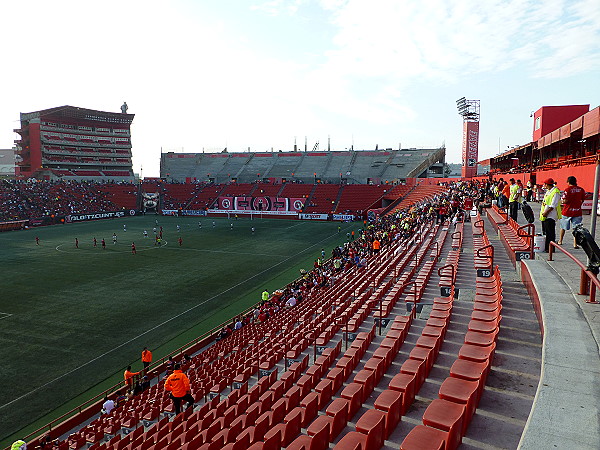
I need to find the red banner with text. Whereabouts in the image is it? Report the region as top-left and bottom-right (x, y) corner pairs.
(461, 121), (479, 178)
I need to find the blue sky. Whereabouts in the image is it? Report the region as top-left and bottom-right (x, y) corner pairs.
(1, 0), (598, 177)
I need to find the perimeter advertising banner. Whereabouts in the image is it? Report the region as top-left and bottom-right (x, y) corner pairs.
(461, 121), (479, 178)
(162, 210), (207, 216)
(218, 197), (305, 212)
(65, 210), (137, 223)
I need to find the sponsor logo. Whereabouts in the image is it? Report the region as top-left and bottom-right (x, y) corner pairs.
(333, 214), (355, 221)
(299, 213), (328, 220)
(162, 210), (207, 216)
(66, 211), (126, 222)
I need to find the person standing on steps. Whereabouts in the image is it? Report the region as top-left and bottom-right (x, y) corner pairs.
(164, 363), (195, 414)
(540, 178), (562, 252)
(558, 176), (586, 249)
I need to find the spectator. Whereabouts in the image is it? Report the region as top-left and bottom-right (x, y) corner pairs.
(10, 440), (26, 450)
(559, 176), (586, 248)
(101, 396), (115, 414)
(540, 178), (561, 252)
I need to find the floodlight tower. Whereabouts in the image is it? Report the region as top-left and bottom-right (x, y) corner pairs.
(456, 97), (480, 178)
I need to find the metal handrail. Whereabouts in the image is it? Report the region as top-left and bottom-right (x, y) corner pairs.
(437, 263), (456, 282)
(403, 280), (420, 319)
(475, 244), (495, 268)
(517, 223), (536, 258)
(548, 242), (600, 304)
(473, 218), (485, 237)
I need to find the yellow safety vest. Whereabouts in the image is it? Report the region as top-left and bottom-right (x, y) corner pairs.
(509, 184), (520, 202)
(540, 187), (562, 221)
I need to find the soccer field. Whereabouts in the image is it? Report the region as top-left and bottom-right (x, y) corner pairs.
(0, 215), (355, 444)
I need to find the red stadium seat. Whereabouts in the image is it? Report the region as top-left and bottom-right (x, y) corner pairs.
(422, 399), (466, 450)
(400, 425), (447, 450)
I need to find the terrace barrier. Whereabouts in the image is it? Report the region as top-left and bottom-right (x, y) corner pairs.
(548, 242), (600, 304)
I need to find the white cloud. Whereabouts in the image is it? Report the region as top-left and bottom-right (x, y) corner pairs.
(1, 0), (598, 176)
(316, 0), (600, 82)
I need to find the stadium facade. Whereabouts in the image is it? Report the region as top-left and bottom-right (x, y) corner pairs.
(160, 147), (446, 184)
(14, 105), (135, 181)
(0, 147), (16, 176)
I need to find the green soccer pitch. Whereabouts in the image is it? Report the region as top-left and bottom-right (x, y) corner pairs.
(0, 215), (357, 445)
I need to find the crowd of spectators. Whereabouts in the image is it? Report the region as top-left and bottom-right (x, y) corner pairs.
(0, 180), (123, 221)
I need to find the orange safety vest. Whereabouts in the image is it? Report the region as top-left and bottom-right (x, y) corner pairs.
(124, 369), (139, 386)
(142, 350), (152, 363)
(165, 370), (191, 397)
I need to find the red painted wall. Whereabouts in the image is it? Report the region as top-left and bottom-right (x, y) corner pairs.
(534, 164), (596, 193)
(532, 105), (590, 142)
(29, 123), (42, 172)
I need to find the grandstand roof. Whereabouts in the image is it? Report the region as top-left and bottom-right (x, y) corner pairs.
(161, 148), (446, 184)
(20, 105), (135, 125)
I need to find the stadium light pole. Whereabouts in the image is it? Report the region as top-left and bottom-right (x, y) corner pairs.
(456, 97), (480, 179)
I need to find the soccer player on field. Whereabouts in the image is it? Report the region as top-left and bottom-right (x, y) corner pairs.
(93, 237), (97, 247)
(143, 230), (148, 238)
(75, 238), (79, 248)
(113, 233), (117, 244)
(178, 236), (183, 246)
(177, 225), (181, 232)
(35, 236), (39, 245)
(101, 239), (106, 249)
(131, 242), (136, 254)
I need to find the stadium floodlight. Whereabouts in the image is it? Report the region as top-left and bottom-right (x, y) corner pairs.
(456, 97), (469, 117)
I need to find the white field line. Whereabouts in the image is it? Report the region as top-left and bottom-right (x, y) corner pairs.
(55, 241), (169, 254)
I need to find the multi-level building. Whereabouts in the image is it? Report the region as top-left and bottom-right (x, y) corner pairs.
(14, 105), (135, 180)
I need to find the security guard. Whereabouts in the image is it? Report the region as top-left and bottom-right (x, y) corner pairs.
(540, 178), (562, 252)
(164, 364), (194, 414)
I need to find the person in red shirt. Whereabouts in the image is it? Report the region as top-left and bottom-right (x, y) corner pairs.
(437, 204), (448, 224)
(131, 242), (136, 255)
(559, 176), (586, 248)
(164, 364), (195, 414)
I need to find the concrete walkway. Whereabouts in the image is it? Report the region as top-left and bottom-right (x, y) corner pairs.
(497, 201), (600, 449)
